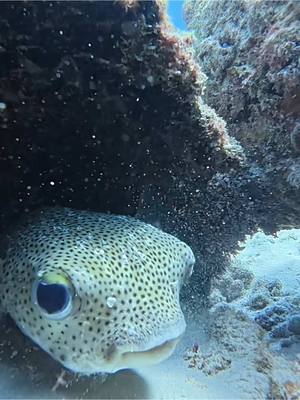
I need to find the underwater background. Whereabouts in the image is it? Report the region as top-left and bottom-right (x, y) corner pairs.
(0, 0), (299, 398)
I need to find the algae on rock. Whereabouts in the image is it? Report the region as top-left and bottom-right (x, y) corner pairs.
(185, 0), (300, 231)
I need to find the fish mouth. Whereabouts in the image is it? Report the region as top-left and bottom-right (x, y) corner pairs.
(104, 334), (183, 373)
(105, 318), (186, 372)
(60, 333), (183, 375)
(118, 336), (182, 369)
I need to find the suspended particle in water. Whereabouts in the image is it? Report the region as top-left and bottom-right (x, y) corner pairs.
(0, 102), (7, 111)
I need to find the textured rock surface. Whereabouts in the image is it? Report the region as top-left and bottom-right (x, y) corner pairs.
(224, 230), (300, 344)
(185, 0), (300, 230)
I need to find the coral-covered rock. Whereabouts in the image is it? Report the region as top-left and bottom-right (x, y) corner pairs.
(187, 230), (300, 398)
(248, 293), (271, 311)
(288, 314), (300, 335)
(185, 0), (300, 230)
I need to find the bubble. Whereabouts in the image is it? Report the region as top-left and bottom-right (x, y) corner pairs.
(106, 296), (117, 308)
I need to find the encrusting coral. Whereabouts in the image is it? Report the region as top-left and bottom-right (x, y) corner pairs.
(185, 0), (300, 230)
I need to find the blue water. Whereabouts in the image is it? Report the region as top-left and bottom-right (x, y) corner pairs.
(167, 0), (187, 31)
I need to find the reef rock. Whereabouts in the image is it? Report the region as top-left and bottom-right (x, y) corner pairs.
(185, 0), (300, 231)
(185, 230), (300, 399)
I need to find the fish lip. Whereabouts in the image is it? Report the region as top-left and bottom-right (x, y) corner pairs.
(120, 335), (182, 366)
(104, 331), (184, 373)
(137, 318), (186, 353)
(116, 317), (186, 354)
(131, 332), (184, 355)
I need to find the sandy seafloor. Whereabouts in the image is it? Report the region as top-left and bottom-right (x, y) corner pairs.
(0, 315), (240, 399)
(0, 229), (299, 399)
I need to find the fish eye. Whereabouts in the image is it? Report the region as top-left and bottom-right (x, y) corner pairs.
(32, 273), (75, 319)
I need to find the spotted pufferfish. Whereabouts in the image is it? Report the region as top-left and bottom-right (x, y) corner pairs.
(0, 207), (195, 375)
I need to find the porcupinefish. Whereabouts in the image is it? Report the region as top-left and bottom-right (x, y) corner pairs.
(0, 207), (195, 375)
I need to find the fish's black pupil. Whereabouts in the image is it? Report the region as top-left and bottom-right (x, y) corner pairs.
(36, 282), (69, 314)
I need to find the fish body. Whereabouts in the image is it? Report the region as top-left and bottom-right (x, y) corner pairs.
(0, 207), (195, 374)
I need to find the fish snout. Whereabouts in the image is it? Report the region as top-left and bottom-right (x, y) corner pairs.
(101, 317), (186, 372)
